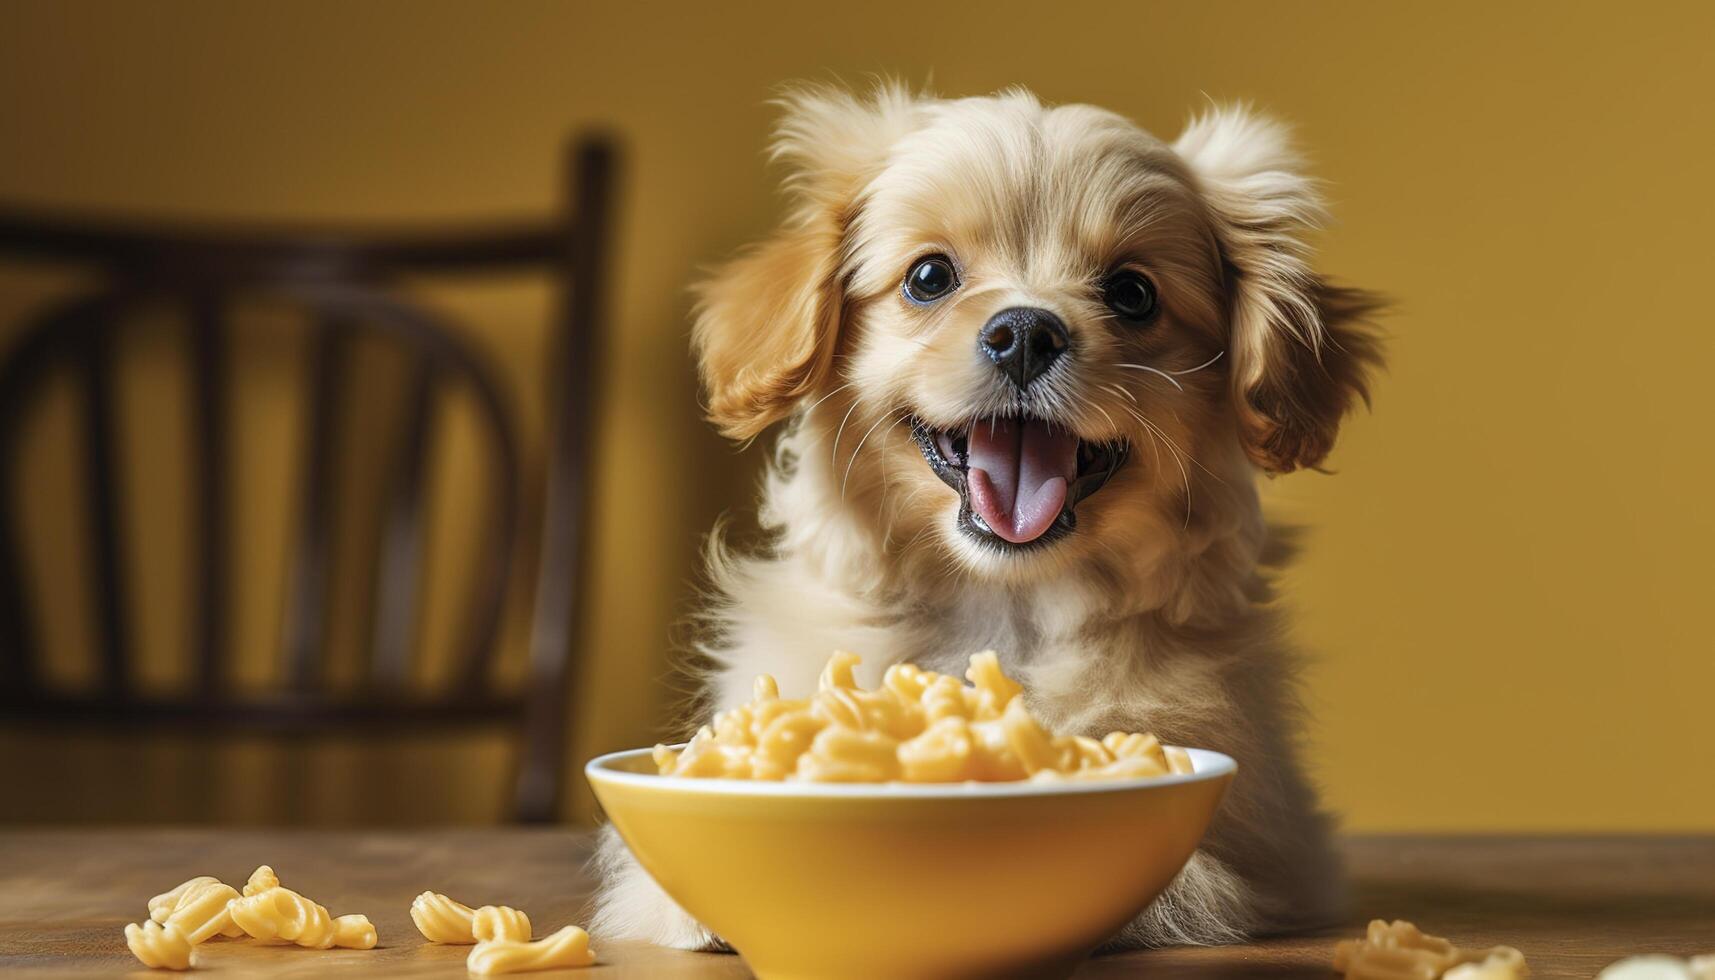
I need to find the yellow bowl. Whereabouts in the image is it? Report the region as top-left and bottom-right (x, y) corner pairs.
(586, 746), (1235, 980)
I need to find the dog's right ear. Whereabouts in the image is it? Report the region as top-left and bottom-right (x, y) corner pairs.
(694, 83), (919, 442)
(1173, 105), (1384, 473)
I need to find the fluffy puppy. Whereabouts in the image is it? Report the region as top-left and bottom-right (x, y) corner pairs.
(595, 83), (1382, 949)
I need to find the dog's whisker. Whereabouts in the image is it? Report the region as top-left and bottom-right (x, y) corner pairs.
(1116, 363), (1185, 392)
(1103, 382), (1139, 406)
(1139, 417), (1194, 528)
(802, 381), (856, 418)
(876, 436), (895, 535)
(1068, 386), (1120, 440)
(829, 397), (862, 469)
(1121, 405), (1165, 486)
(1118, 404), (1188, 520)
(897, 519), (942, 560)
(1119, 400), (1225, 489)
(841, 409), (906, 501)
(1168, 350), (1225, 375)
(1090, 401), (1119, 435)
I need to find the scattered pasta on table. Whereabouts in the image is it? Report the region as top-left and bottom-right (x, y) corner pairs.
(124, 865), (376, 970)
(411, 891), (593, 973)
(125, 870), (592, 971)
(1334, 919), (1528, 980)
(654, 650), (1196, 783)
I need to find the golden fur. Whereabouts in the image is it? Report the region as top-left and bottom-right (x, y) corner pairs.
(595, 82), (1382, 949)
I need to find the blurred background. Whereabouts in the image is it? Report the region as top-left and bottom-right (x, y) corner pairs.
(1, 0), (1710, 832)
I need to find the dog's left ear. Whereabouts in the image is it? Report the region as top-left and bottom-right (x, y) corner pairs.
(694, 83), (920, 442)
(1174, 106), (1384, 474)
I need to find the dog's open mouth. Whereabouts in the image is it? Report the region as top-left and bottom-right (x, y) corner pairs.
(909, 416), (1128, 548)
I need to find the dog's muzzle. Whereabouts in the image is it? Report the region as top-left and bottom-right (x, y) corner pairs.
(909, 416), (1127, 550)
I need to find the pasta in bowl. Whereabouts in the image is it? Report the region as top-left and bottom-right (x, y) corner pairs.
(586, 651), (1236, 980)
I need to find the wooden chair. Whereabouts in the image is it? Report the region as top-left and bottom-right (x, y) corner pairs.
(0, 137), (616, 823)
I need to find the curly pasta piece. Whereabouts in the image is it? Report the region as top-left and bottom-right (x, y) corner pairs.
(795, 725), (900, 782)
(229, 885), (372, 949)
(125, 920), (193, 971)
(466, 925), (595, 975)
(1334, 920), (1527, 980)
(965, 650), (1023, 714)
(1165, 745), (1195, 775)
(332, 914), (378, 950)
(229, 886), (333, 948)
(412, 891), (474, 942)
(1000, 695), (1071, 775)
(163, 880), (241, 945)
(472, 905), (532, 943)
(818, 650), (861, 692)
(919, 673), (973, 722)
(149, 876), (244, 940)
(412, 892), (531, 944)
(898, 716), (975, 782)
(147, 876), (218, 924)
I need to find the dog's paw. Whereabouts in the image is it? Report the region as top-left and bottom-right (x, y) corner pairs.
(1101, 851), (1260, 950)
(589, 825), (727, 952)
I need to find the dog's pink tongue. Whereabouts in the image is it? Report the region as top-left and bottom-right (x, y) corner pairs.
(967, 418), (1079, 543)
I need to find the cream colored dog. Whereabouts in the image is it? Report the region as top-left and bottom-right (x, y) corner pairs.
(595, 82), (1381, 949)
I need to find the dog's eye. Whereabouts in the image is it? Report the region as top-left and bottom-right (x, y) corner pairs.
(903, 255), (959, 304)
(1102, 271), (1159, 324)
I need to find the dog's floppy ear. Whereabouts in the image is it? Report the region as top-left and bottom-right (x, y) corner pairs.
(1174, 106), (1384, 474)
(694, 83), (919, 441)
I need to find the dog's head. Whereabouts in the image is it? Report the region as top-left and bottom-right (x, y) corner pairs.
(696, 84), (1380, 582)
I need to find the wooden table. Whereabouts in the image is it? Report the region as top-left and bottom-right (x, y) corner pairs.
(1, 831), (1710, 979)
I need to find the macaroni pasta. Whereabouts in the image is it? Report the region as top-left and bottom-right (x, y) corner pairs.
(126, 866), (392, 969)
(332, 914), (379, 950)
(228, 885), (374, 950)
(1334, 920), (1528, 980)
(654, 651), (1196, 784)
(466, 925), (596, 975)
(147, 876), (217, 924)
(160, 880), (241, 945)
(128, 876), (246, 968)
(411, 891), (532, 944)
(149, 876), (243, 939)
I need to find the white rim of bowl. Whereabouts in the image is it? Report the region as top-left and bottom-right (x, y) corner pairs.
(585, 745), (1236, 798)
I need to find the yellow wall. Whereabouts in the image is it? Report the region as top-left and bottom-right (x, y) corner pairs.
(2, 1), (1711, 831)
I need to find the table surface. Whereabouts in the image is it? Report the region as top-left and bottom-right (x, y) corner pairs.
(0, 830), (1710, 979)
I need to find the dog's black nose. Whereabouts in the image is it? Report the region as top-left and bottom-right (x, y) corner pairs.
(978, 307), (1069, 389)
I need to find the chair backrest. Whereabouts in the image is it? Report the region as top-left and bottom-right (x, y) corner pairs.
(0, 136), (616, 823)
(0, 284), (522, 700)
